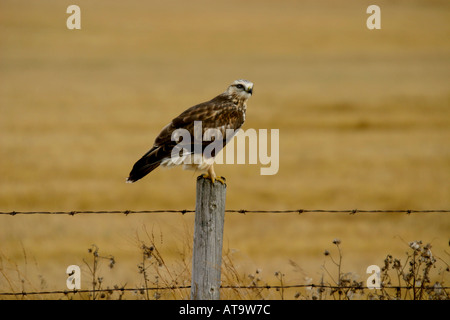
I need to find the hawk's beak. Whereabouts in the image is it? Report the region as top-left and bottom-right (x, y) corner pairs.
(247, 87), (253, 95)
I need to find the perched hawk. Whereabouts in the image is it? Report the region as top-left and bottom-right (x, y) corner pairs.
(126, 79), (254, 184)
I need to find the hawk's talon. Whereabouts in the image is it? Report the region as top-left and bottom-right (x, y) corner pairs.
(200, 174), (226, 185)
(215, 176), (226, 185)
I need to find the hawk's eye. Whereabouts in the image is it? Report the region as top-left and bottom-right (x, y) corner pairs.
(236, 84), (244, 90)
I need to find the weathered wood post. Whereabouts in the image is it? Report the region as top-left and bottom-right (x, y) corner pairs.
(190, 175), (226, 300)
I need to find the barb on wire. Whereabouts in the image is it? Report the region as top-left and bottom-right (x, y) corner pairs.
(0, 209), (448, 216)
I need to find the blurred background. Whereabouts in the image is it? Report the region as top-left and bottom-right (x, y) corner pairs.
(0, 0), (449, 298)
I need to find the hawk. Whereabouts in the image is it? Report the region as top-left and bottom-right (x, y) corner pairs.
(126, 79), (254, 184)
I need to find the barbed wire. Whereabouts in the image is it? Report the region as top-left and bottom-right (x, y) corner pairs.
(1, 283), (448, 297)
(1, 208), (448, 299)
(1, 209), (449, 216)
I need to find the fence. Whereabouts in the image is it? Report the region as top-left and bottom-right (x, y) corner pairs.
(2, 283), (449, 298)
(0, 176), (449, 300)
(2, 209), (449, 215)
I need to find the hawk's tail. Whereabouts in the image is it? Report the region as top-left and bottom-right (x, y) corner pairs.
(126, 146), (169, 183)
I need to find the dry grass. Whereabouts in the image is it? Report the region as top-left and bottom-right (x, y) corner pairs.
(0, 0), (449, 299)
(1, 234), (448, 300)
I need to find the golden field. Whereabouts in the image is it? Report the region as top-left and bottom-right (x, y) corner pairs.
(0, 0), (449, 299)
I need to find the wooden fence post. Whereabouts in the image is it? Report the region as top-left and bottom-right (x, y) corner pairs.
(190, 175), (226, 300)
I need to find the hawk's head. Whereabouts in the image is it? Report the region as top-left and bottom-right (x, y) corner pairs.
(225, 79), (253, 100)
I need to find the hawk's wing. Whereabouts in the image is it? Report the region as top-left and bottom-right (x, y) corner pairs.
(155, 95), (244, 146)
(126, 94), (245, 183)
